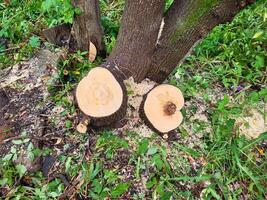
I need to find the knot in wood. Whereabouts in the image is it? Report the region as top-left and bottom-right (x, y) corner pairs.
(164, 101), (177, 116)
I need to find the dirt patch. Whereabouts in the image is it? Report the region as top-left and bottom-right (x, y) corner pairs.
(0, 89), (9, 109)
(236, 105), (267, 139)
(0, 49), (62, 156)
(0, 125), (14, 144)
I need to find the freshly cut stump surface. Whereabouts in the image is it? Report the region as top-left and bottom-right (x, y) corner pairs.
(76, 67), (127, 126)
(88, 42), (97, 62)
(142, 84), (184, 133)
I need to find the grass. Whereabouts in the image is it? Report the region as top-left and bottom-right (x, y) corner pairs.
(0, 0), (267, 199)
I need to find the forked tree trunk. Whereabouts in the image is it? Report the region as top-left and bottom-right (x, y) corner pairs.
(105, 0), (254, 83)
(72, 0), (254, 129)
(147, 0), (255, 82)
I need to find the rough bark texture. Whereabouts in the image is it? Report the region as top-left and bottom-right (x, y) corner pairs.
(105, 0), (165, 82)
(146, 0), (255, 82)
(70, 0), (104, 52)
(43, 0), (254, 83)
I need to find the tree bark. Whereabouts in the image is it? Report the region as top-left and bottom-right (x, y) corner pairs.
(70, 0), (104, 53)
(104, 0), (165, 82)
(146, 0), (255, 83)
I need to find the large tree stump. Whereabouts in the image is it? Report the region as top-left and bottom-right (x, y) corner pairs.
(76, 67), (127, 126)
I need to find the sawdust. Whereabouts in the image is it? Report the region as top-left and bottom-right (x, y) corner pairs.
(235, 105), (267, 139)
(114, 77), (156, 138)
(0, 49), (65, 156)
(0, 50), (59, 90)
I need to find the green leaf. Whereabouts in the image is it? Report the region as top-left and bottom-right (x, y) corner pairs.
(50, 192), (60, 198)
(3, 154), (13, 161)
(11, 147), (17, 154)
(12, 140), (23, 145)
(41, 0), (54, 11)
(65, 157), (72, 173)
(29, 36), (40, 48)
(89, 162), (101, 181)
(16, 164), (27, 178)
(137, 139), (149, 155)
(254, 55), (265, 68)
(92, 179), (102, 194)
(249, 91), (259, 103)
(174, 143), (200, 158)
(252, 31), (263, 39)
(111, 183), (129, 198)
(35, 188), (46, 199)
(146, 177), (157, 189)
(160, 191), (172, 200)
(65, 120), (72, 128)
(147, 147), (158, 155)
(0, 178), (8, 186)
(156, 182), (165, 195)
(152, 154), (163, 170)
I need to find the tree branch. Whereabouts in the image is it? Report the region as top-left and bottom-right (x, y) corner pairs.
(147, 0), (255, 83)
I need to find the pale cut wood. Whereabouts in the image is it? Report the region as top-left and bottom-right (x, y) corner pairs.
(88, 42), (97, 62)
(76, 119), (89, 133)
(76, 67), (124, 119)
(142, 84), (184, 133)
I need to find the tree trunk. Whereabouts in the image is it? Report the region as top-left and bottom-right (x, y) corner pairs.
(146, 0), (255, 82)
(102, 0), (254, 83)
(74, 0), (254, 128)
(70, 0), (104, 53)
(104, 0), (166, 82)
(43, 0), (104, 54)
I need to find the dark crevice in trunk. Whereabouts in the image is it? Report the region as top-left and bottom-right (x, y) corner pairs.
(43, 0), (105, 54)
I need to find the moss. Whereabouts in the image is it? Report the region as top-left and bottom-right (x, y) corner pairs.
(170, 0), (221, 43)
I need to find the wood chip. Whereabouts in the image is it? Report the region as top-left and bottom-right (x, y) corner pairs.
(88, 42), (97, 62)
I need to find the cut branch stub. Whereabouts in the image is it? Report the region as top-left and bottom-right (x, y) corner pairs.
(76, 67), (127, 126)
(88, 42), (97, 62)
(140, 84), (184, 133)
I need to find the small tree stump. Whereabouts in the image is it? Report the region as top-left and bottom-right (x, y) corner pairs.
(140, 84), (184, 134)
(75, 67), (127, 126)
